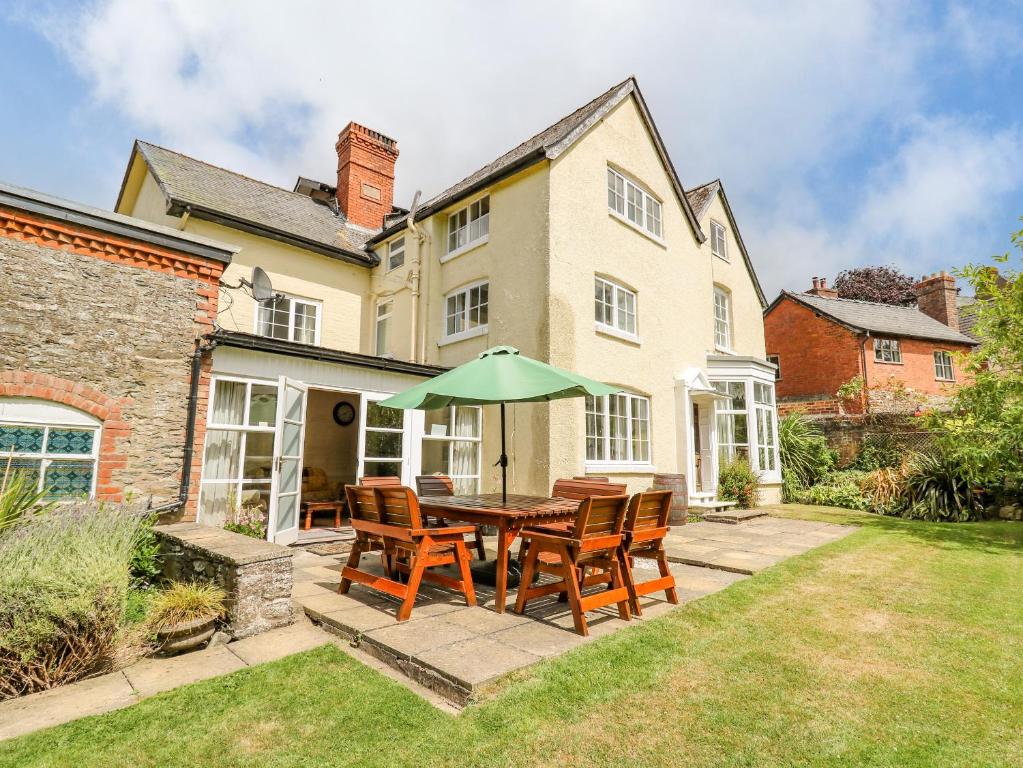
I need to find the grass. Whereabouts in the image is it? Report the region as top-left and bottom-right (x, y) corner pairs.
(3, 505), (1022, 767)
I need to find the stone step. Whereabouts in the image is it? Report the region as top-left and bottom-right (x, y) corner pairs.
(701, 508), (768, 525)
(689, 499), (738, 511)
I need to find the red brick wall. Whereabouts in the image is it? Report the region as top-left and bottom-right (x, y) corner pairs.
(861, 336), (973, 395)
(765, 297), (865, 401)
(335, 123), (399, 230)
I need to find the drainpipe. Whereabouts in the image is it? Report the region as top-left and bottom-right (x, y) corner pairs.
(405, 191), (428, 364)
(147, 335), (219, 515)
(859, 331), (870, 414)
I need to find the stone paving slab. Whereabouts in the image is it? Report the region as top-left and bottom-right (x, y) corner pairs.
(123, 644), (247, 698)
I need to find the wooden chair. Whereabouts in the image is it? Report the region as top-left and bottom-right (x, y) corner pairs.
(358, 475), (402, 487)
(415, 474), (487, 561)
(617, 490), (678, 616)
(553, 478), (626, 500)
(573, 475), (610, 482)
(340, 485), (477, 622)
(514, 494), (632, 636)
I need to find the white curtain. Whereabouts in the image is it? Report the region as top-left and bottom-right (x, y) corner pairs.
(451, 407), (479, 494)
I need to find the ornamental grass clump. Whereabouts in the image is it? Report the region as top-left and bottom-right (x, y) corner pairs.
(0, 500), (150, 700)
(146, 582), (226, 634)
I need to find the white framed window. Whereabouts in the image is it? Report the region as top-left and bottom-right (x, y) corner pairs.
(607, 167), (662, 238)
(375, 300), (392, 357)
(713, 381), (749, 465)
(594, 276), (638, 339)
(256, 293), (321, 346)
(387, 237), (405, 271)
(585, 392), (651, 467)
(442, 281), (489, 344)
(446, 196), (489, 258)
(767, 354), (781, 380)
(754, 382), (777, 472)
(199, 377), (278, 526)
(362, 401), (405, 479)
(711, 377), (780, 478)
(0, 399), (100, 499)
(874, 338), (902, 363)
(710, 220), (728, 261)
(421, 406), (482, 494)
(934, 350), (955, 381)
(713, 286), (732, 351)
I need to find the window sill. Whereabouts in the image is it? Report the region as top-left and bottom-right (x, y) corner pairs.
(713, 252), (730, 263)
(935, 378), (955, 383)
(584, 461), (656, 475)
(595, 324), (641, 346)
(437, 325), (488, 347)
(607, 210), (666, 247)
(441, 236), (488, 263)
(714, 345), (735, 355)
(873, 360), (904, 365)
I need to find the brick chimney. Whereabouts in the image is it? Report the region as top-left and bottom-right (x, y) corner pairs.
(806, 276), (838, 299)
(335, 122), (399, 230)
(914, 271), (960, 330)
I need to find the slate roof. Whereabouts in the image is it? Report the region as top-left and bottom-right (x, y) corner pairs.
(131, 141), (375, 264)
(685, 180), (719, 221)
(783, 291), (977, 345)
(957, 295), (980, 340)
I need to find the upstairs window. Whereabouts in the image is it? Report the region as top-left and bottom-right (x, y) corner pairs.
(713, 287), (732, 351)
(594, 277), (638, 338)
(444, 281), (489, 343)
(607, 167), (662, 238)
(874, 338), (902, 364)
(387, 237), (405, 271)
(257, 294), (321, 346)
(375, 300), (392, 357)
(710, 220), (728, 261)
(766, 354), (781, 380)
(934, 350), (955, 381)
(585, 392), (651, 465)
(446, 196), (489, 256)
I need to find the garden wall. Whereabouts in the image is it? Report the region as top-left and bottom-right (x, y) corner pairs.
(155, 523), (294, 639)
(811, 414), (925, 466)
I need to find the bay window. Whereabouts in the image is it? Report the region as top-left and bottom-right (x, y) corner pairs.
(754, 382), (777, 472)
(421, 406), (482, 494)
(711, 377), (780, 477)
(585, 392), (651, 466)
(713, 381), (748, 464)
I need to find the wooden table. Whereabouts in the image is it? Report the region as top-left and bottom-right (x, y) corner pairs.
(301, 500), (345, 530)
(418, 493), (579, 612)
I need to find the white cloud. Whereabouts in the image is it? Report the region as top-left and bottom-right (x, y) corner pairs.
(26, 0), (1023, 297)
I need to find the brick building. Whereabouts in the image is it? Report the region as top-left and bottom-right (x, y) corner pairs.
(0, 182), (236, 514)
(764, 273), (978, 415)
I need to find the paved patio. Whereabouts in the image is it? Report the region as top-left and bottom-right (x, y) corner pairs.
(292, 511), (853, 704)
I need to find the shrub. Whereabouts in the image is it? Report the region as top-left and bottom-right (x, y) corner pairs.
(793, 470), (870, 511)
(146, 582), (225, 633)
(852, 433), (903, 471)
(778, 415), (836, 497)
(860, 465), (908, 515)
(902, 450), (983, 522)
(718, 457), (760, 509)
(130, 511), (162, 588)
(224, 504), (267, 539)
(0, 500), (149, 700)
(0, 463), (54, 534)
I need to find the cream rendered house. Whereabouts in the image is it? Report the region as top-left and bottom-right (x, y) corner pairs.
(116, 77), (780, 544)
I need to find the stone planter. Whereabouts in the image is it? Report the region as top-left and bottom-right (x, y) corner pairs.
(155, 616), (217, 654)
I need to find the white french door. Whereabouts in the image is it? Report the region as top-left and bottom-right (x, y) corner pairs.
(268, 376), (307, 545)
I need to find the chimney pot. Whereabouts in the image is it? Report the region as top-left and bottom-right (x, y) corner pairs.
(914, 269), (960, 330)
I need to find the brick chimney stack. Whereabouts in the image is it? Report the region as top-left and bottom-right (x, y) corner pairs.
(335, 122), (399, 230)
(914, 271), (960, 330)
(806, 276), (838, 299)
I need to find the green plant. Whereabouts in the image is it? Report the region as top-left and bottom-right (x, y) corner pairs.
(718, 456), (760, 508)
(0, 500), (149, 699)
(851, 433), (903, 471)
(145, 582), (226, 632)
(224, 504), (267, 539)
(792, 470), (870, 510)
(836, 376), (865, 401)
(860, 465), (908, 515)
(778, 415), (836, 495)
(129, 512), (161, 588)
(0, 459), (55, 534)
(902, 450), (983, 522)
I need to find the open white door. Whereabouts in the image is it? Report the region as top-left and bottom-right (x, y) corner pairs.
(268, 376), (307, 545)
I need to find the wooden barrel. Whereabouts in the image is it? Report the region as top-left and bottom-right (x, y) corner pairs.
(652, 473), (688, 525)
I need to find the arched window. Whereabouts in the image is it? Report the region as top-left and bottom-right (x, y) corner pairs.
(0, 398), (101, 499)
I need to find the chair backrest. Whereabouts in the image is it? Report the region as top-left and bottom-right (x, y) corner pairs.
(374, 486), (424, 530)
(553, 478), (627, 501)
(624, 490), (673, 533)
(345, 484), (383, 525)
(573, 475), (610, 482)
(358, 475), (401, 487)
(572, 494), (629, 539)
(416, 474), (454, 497)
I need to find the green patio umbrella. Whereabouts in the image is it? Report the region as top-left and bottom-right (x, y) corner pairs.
(379, 345), (620, 503)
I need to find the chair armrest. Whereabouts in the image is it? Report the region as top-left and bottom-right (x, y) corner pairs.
(518, 529), (581, 547)
(410, 525), (477, 537)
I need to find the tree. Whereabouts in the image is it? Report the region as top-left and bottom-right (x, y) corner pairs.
(928, 225), (1023, 498)
(833, 265), (917, 305)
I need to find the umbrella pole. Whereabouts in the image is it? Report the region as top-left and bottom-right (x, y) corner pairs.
(500, 402), (508, 504)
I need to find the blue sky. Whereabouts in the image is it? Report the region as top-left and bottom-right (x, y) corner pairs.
(2, 0), (1021, 297)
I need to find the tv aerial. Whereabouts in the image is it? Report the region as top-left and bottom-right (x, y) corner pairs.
(223, 266), (283, 305)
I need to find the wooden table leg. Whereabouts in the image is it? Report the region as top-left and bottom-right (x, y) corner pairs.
(494, 522), (511, 613)
(303, 505), (312, 531)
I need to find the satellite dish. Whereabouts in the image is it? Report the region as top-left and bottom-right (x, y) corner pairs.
(250, 267), (276, 303)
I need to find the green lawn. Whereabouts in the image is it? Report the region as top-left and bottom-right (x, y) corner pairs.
(3, 506), (1022, 767)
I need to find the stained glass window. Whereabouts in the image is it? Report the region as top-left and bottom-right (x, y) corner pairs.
(0, 425), (44, 453)
(0, 408), (100, 499)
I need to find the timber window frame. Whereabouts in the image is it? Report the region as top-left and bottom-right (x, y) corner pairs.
(607, 166), (663, 239)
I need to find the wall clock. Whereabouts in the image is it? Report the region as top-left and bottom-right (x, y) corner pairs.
(332, 402), (356, 426)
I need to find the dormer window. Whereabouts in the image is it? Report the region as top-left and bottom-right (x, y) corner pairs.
(710, 220), (728, 261)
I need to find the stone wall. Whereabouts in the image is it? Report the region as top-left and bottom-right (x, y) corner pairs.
(155, 523), (294, 639)
(813, 414), (923, 467)
(0, 206), (223, 509)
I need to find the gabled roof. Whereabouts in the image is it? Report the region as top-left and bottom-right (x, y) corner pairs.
(685, 179), (718, 221)
(368, 77), (705, 246)
(769, 291), (978, 345)
(118, 141), (376, 266)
